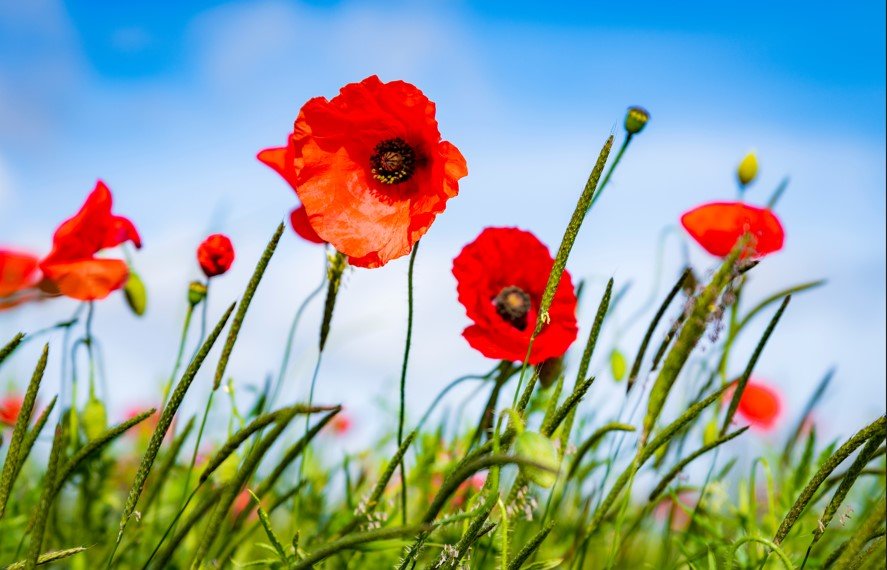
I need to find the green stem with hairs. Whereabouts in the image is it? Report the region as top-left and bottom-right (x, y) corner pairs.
(397, 242), (420, 525)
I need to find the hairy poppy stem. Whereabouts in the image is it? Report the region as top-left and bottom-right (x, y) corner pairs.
(162, 303), (194, 409)
(397, 241), (420, 525)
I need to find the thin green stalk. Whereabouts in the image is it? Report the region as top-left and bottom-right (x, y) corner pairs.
(398, 242), (420, 525)
(162, 303), (194, 408)
(587, 133), (632, 210)
(0, 332), (24, 367)
(295, 525), (432, 570)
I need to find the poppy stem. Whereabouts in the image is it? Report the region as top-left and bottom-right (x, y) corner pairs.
(397, 241), (420, 525)
(161, 303), (194, 410)
(85, 301), (96, 399)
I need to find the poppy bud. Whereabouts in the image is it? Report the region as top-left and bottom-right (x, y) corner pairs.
(123, 270), (147, 316)
(610, 349), (627, 382)
(737, 151), (758, 187)
(82, 396), (107, 441)
(188, 280), (207, 307)
(515, 431), (559, 488)
(703, 417), (719, 446)
(536, 357), (564, 389)
(624, 106), (650, 135)
(197, 234), (235, 278)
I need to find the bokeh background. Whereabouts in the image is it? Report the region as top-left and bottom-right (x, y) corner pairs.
(1, 1), (885, 447)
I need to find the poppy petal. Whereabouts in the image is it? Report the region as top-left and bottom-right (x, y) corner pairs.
(41, 258), (129, 301)
(289, 206), (326, 245)
(681, 201), (784, 258)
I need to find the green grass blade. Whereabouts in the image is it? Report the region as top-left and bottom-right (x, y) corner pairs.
(0, 333), (25, 368)
(24, 423), (64, 569)
(0, 344), (48, 518)
(214, 222), (284, 390)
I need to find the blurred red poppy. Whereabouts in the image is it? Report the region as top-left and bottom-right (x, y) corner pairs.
(0, 394), (23, 427)
(736, 380), (782, 430)
(0, 250), (39, 298)
(453, 227), (578, 364)
(277, 75), (467, 268)
(197, 234), (235, 278)
(680, 201), (784, 258)
(40, 181), (141, 301)
(258, 142), (326, 245)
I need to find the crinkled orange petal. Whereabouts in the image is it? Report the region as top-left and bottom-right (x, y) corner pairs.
(0, 250), (39, 297)
(681, 201), (784, 258)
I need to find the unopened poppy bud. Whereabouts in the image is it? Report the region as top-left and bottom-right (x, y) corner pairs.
(123, 271), (147, 316)
(737, 151), (758, 186)
(610, 349), (627, 382)
(536, 357), (564, 389)
(197, 233), (235, 278)
(82, 396), (107, 441)
(188, 280), (207, 307)
(515, 431), (559, 488)
(624, 106), (650, 135)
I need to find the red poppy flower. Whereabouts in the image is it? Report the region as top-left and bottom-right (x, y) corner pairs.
(197, 234), (235, 278)
(453, 227), (578, 364)
(680, 201), (784, 258)
(257, 143), (326, 245)
(0, 250), (39, 298)
(329, 413), (352, 436)
(40, 181), (141, 301)
(735, 380), (782, 430)
(279, 75), (468, 268)
(0, 395), (23, 427)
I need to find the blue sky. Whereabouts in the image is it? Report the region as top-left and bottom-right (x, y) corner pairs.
(1, 0), (884, 445)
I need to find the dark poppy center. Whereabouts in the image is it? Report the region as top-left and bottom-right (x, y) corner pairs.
(494, 285), (531, 330)
(370, 137), (416, 184)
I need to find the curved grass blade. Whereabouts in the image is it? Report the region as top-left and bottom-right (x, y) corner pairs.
(507, 520), (555, 570)
(567, 423), (635, 480)
(12, 396), (57, 484)
(214, 222), (284, 390)
(140, 416), (196, 516)
(6, 546), (87, 569)
(295, 524), (433, 570)
(648, 427), (748, 501)
(0, 344), (48, 518)
(773, 415), (886, 545)
(736, 279), (824, 332)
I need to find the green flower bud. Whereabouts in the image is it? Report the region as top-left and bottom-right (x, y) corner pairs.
(82, 397), (107, 441)
(515, 431), (559, 488)
(188, 280), (208, 307)
(610, 349), (627, 382)
(703, 417), (719, 446)
(123, 271), (148, 316)
(624, 106), (650, 135)
(737, 151), (758, 187)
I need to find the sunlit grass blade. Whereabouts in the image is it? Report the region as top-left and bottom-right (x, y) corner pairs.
(294, 524), (433, 570)
(829, 496), (887, 569)
(507, 520), (555, 570)
(567, 423), (635, 480)
(12, 396), (57, 484)
(140, 416), (195, 516)
(214, 222), (284, 390)
(0, 344), (48, 519)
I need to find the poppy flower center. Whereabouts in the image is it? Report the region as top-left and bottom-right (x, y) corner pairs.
(370, 138), (416, 184)
(494, 285), (531, 330)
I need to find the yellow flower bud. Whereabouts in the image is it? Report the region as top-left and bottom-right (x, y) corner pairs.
(624, 106), (649, 135)
(123, 271), (148, 316)
(610, 349), (627, 382)
(737, 151), (758, 186)
(515, 431), (559, 488)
